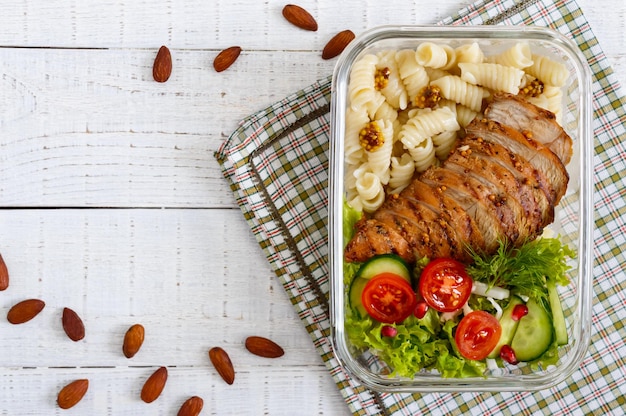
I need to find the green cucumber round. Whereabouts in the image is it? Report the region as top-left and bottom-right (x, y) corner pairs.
(356, 254), (412, 282)
(510, 298), (553, 362)
(349, 254), (412, 317)
(487, 295), (525, 359)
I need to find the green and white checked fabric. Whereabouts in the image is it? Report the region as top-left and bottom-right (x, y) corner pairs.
(215, 0), (626, 414)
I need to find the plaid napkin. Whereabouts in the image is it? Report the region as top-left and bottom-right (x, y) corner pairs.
(215, 0), (626, 414)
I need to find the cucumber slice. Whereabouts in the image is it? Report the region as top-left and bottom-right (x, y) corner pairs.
(349, 277), (369, 317)
(349, 254), (412, 317)
(548, 284), (569, 346)
(510, 298), (554, 362)
(487, 295), (525, 359)
(357, 254), (411, 282)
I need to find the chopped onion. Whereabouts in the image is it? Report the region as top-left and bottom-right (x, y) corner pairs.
(486, 358), (499, 372)
(472, 281), (510, 300)
(462, 302), (473, 316)
(440, 309), (462, 322)
(486, 296), (503, 320)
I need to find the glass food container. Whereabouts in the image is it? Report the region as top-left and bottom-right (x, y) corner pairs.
(328, 25), (593, 392)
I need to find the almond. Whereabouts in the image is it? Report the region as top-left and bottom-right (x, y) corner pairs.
(0, 253), (8, 291)
(245, 336), (285, 358)
(57, 379), (89, 409)
(213, 46), (242, 72)
(122, 323), (145, 358)
(153, 45), (172, 83)
(322, 29), (356, 60)
(208, 346), (235, 385)
(177, 395), (204, 416)
(7, 298), (45, 324)
(140, 366), (168, 403)
(282, 4), (318, 31)
(62, 307), (85, 342)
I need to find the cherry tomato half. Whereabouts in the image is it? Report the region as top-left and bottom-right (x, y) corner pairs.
(455, 310), (502, 360)
(361, 273), (417, 324)
(418, 258), (473, 312)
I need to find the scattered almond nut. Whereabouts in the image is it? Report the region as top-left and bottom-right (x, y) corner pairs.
(282, 4), (318, 31)
(122, 323), (145, 358)
(7, 298), (45, 324)
(0, 253), (8, 291)
(177, 395), (204, 416)
(62, 307), (85, 342)
(245, 336), (285, 358)
(208, 346), (235, 385)
(213, 46), (242, 72)
(153, 45), (172, 83)
(140, 366), (168, 403)
(322, 29), (356, 60)
(57, 379), (89, 409)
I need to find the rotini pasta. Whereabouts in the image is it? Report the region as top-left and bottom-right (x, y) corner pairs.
(440, 44), (458, 71)
(487, 42), (533, 69)
(377, 50), (409, 110)
(527, 84), (564, 124)
(416, 42), (449, 68)
(459, 62), (525, 94)
(526, 53), (569, 87)
(344, 163), (360, 197)
(432, 130), (458, 160)
(401, 133), (436, 173)
(348, 54), (383, 116)
(344, 108), (369, 165)
(354, 167), (386, 213)
(430, 75), (489, 112)
(541, 85), (564, 115)
(366, 119), (394, 185)
(425, 67), (452, 82)
(404, 107), (460, 138)
(388, 153), (416, 194)
(455, 42), (485, 65)
(454, 104), (480, 128)
(372, 93), (399, 123)
(395, 49), (430, 101)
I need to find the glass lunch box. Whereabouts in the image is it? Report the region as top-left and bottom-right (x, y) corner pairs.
(328, 25), (593, 392)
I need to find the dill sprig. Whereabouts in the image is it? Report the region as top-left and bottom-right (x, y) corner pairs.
(466, 237), (575, 302)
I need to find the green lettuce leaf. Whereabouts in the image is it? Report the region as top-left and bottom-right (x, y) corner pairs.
(343, 199), (362, 248)
(345, 308), (487, 379)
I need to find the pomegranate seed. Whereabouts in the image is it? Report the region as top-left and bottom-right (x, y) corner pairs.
(381, 325), (398, 337)
(500, 345), (519, 365)
(511, 304), (529, 321)
(414, 301), (429, 319)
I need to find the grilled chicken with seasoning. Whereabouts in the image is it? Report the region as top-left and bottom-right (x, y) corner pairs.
(344, 94), (573, 264)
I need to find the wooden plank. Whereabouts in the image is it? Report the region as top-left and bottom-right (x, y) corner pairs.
(0, 0), (470, 48)
(0, 209), (327, 367)
(0, 48), (334, 207)
(0, 366), (350, 415)
(0, 208), (350, 414)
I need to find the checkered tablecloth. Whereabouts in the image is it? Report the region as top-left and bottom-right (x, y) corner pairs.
(215, 0), (626, 414)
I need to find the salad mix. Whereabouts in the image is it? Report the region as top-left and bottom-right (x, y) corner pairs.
(343, 201), (575, 379)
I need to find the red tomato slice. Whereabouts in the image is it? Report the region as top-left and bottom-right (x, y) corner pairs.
(361, 273), (417, 324)
(455, 310), (502, 360)
(418, 258), (473, 312)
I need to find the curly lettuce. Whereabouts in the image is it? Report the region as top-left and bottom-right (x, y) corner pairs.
(345, 309), (486, 379)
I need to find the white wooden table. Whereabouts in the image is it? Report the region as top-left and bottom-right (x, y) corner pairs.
(0, 1), (623, 414)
